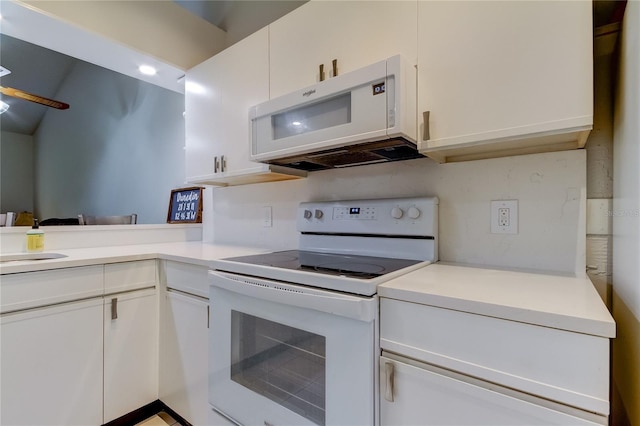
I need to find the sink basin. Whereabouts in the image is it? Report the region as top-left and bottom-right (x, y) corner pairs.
(0, 252), (68, 262)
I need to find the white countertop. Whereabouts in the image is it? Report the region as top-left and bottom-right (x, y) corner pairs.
(0, 242), (268, 275)
(1, 244), (615, 339)
(379, 263), (615, 338)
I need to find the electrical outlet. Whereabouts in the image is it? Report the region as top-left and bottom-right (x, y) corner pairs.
(491, 200), (518, 234)
(498, 208), (510, 227)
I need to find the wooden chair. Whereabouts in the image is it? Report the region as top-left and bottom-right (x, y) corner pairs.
(78, 214), (137, 225)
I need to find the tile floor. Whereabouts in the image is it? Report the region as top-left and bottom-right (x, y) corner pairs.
(136, 411), (180, 426)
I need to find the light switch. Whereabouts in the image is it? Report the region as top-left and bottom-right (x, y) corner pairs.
(262, 206), (272, 227)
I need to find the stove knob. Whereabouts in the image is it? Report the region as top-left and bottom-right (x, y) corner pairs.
(391, 207), (404, 219)
(303, 209), (313, 219)
(408, 206), (421, 219)
(314, 209), (324, 219)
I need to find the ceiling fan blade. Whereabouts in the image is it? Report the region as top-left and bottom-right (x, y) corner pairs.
(0, 86), (69, 110)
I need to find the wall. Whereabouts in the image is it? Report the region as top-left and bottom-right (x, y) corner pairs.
(22, 0), (227, 70)
(0, 131), (34, 213)
(34, 60), (185, 224)
(210, 149), (586, 275)
(612, 1), (640, 425)
(585, 23), (618, 307)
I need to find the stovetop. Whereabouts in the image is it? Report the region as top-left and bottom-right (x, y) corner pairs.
(221, 250), (422, 280)
(212, 197), (439, 296)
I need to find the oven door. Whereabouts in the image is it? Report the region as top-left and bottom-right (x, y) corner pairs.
(208, 270), (378, 426)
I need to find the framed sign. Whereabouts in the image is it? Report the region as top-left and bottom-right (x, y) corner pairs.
(167, 187), (204, 223)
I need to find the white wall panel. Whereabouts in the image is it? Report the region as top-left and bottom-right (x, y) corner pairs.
(210, 150), (586, 275)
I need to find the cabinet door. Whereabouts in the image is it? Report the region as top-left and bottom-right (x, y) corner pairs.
(160, 291), (209, 426)
(417, 1), (592, 162)
(0, 299), (104, 426)
(380, 356), (602, 426)
(185, 27), (270, 184)
(269, 0), (417, 98)
(104, 289), (158, 423)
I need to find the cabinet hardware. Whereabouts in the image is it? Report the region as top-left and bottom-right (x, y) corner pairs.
(210, 405), (242, 425)
(111, 298), (118, 320)
(423, 111), (431, 141)
(332, 59), (338, 77)
(207, 305), (210, 329)
(221, 155), (226, 173)
(384, 361), (395, 402)
(214, 156), (220, 173)
(319, 64), (325, 82)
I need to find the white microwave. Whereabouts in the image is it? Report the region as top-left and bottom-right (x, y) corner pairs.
(249, 55), (421, 171)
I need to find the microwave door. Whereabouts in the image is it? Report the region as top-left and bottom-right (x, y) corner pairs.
(251, 59), (390, 162)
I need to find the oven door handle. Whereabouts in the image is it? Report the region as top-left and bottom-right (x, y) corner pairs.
(209, 270), (376, 322)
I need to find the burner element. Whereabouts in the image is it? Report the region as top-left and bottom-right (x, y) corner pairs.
(314, 262), (386, 276)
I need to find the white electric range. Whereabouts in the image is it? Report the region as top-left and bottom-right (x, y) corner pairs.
(208, 196), (438, 426)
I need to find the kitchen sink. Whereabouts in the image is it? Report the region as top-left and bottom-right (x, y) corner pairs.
(0, 252), (68, 262)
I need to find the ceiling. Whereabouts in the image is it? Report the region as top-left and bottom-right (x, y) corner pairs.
(0, 0), (305, 136)
(0, 0), (626, 137)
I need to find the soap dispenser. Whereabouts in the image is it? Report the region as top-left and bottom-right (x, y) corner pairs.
(26, 219), (45, 253)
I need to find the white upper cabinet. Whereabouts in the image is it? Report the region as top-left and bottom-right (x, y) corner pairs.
(185, 27), (305, 186)
(268, 0), (418, 98)
(417, 0), (593, 163)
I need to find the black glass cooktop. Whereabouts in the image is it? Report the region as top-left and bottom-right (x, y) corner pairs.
(222, 250), (422, 279)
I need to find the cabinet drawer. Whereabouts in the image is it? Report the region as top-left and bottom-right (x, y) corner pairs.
(380, 298), (609, 415)
(380, 355), (603, 425)
(161, 260), (209, 298)
(0, 266), (103, 313)
(104, 260), (157, 293)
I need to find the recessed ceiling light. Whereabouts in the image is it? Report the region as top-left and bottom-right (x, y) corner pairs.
(138, 65), (157, 76)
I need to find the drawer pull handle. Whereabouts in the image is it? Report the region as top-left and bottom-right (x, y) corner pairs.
(332, 59), (338, 77)
(423, 110), (431, 141)
(384, 361), (395, 402)
(111, 298), (118, 320)
(319, 64), (325, 82)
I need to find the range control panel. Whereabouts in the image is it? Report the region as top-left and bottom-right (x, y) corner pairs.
(298, 197), (439, 237)
(333, 206), (377, 220)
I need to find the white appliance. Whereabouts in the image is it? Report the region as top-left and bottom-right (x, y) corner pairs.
(249, 55), (421, 171)
(208, 197), (438, 425)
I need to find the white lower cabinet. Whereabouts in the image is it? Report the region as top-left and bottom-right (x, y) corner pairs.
(0, 261), (159, 426)
(379, 298), (610, 426)
(380, 355), (601, 426)
(159, 260), (211, 424)
(0, 298), (104, 426)
(161, 290), (209, 425)
(104, 288), (159, 423)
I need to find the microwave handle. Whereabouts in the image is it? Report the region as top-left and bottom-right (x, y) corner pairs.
(423, 111), (431, 141)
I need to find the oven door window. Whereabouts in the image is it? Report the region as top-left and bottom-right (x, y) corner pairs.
(231, 310), (326, 425)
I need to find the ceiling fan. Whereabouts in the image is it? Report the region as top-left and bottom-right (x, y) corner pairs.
(0, 65), (70, 111)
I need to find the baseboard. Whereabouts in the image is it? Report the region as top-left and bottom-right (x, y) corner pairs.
(103, 400), (192, 426)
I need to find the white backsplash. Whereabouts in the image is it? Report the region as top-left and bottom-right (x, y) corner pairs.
(207, 150), (587, 275)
